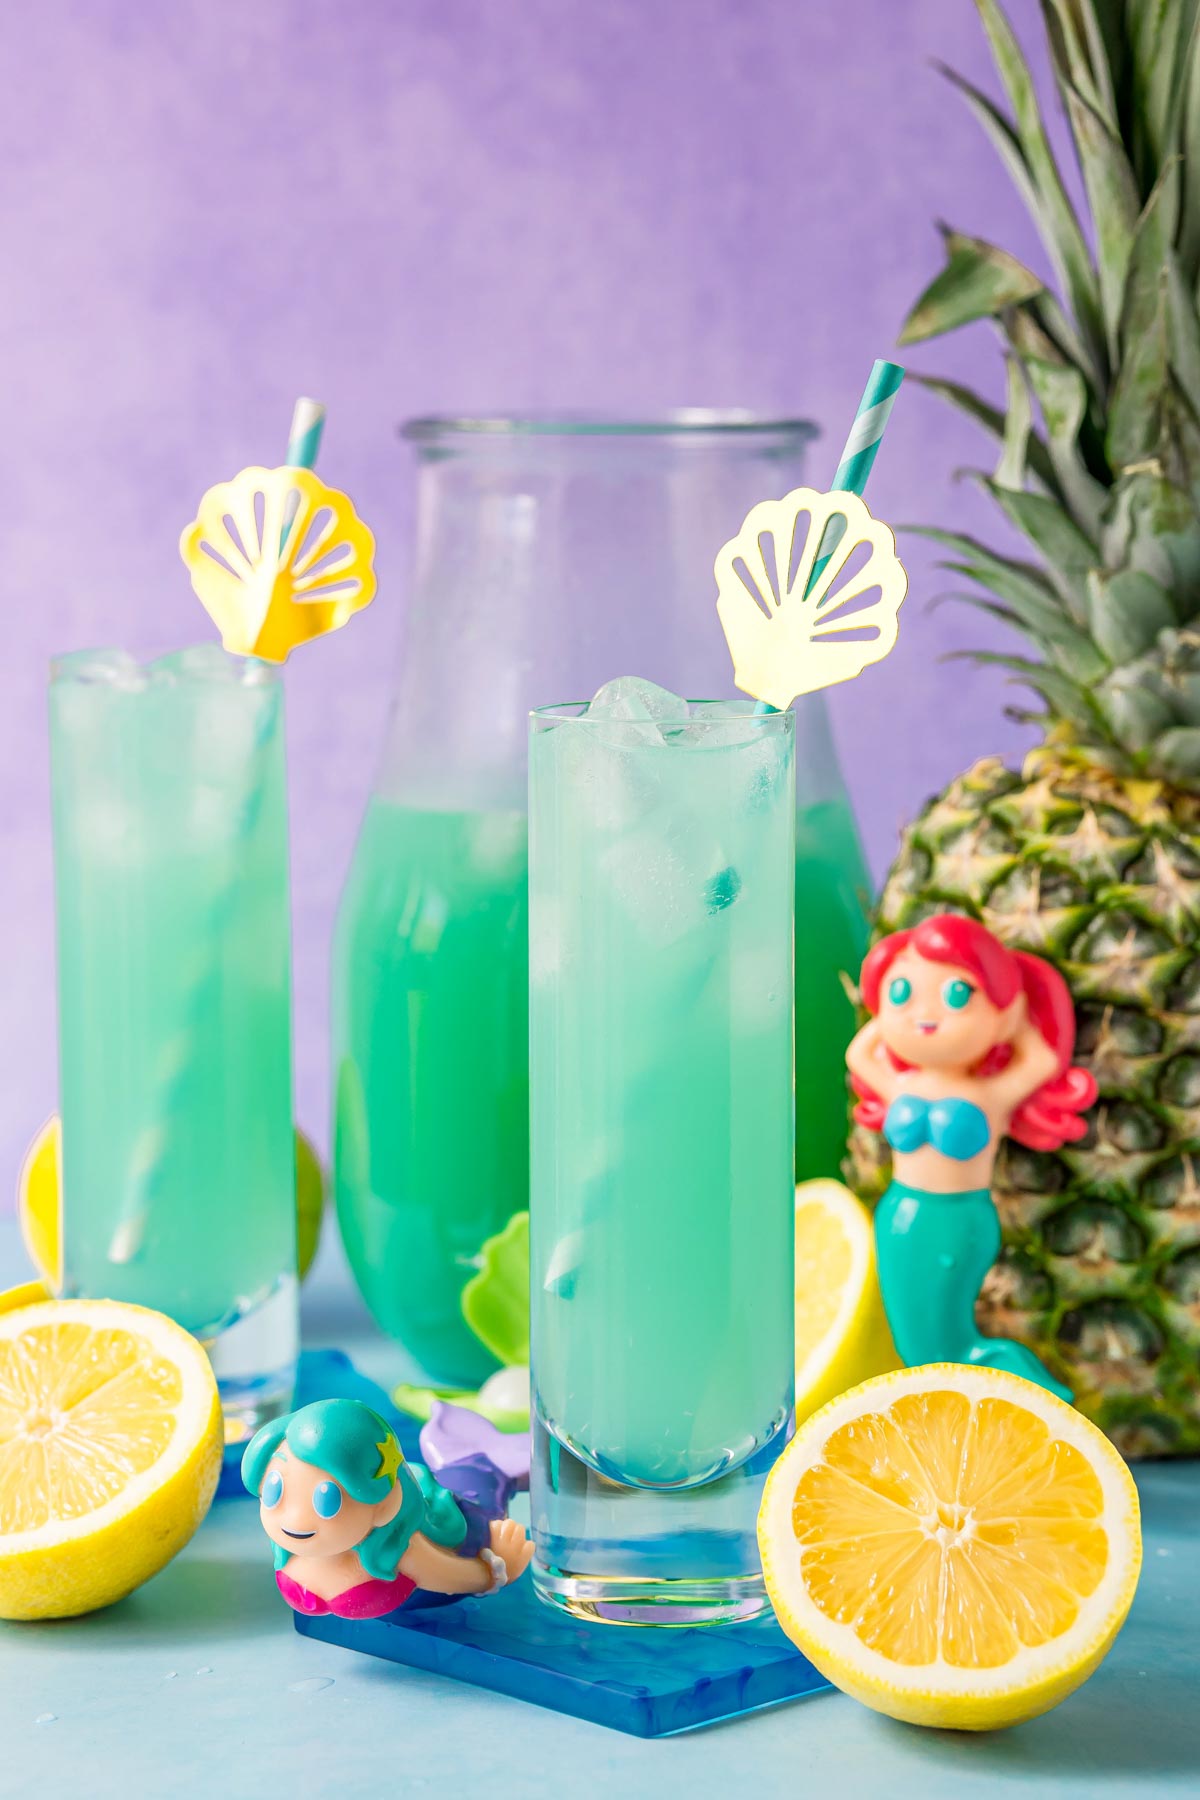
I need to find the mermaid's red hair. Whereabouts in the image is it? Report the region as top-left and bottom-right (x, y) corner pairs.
(853, 914), (1096, 1151)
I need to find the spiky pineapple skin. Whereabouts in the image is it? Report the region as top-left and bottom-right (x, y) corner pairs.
(847, 751), (1200, 1459)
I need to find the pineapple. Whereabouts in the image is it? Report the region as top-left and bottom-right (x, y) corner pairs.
(847, 0), (1200, 1457)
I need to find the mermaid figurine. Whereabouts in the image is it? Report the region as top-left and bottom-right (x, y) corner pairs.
(846, 913), (1096, 1401)
(242, 1398), (533, 1620)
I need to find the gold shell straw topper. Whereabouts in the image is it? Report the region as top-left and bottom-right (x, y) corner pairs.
(715, 486), (908, 710)
(180, 464), (376, 662)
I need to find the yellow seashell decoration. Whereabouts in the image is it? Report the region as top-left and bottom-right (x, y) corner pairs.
(179, 465), (376, 662)
(715, 486), (908, 710)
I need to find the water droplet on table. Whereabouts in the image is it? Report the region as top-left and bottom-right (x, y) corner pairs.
(195, 1666), (212, 1676)
(163, 1672), (178, 1680)
(35, 1713), (56, 1725)
(288, 1677), (335, 1695)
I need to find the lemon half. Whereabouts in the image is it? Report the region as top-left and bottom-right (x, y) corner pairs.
(19, 1116), (325, 1285)
(759, 1364), (1142, 1730)
(0, 1298), (222, 1619)
(794, 1179), (899, 1425)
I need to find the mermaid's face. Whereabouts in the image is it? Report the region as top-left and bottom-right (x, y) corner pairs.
(258, 1452), (378, 1559)
(877, 951), (1008, 1071)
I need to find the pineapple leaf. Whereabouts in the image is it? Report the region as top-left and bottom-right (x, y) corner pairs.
(906, 371), (1064, 499)
(903, 523), (1070, 613)
(1105, 170), (1200, 478)
(982, 480), (1100, 619)
(1003, 298), (1106, 416)
(1039, 0), (1117, 124)
(1028, 290), (1105, 386)
(1016, 345), (1110, 536)
(1094, 667), (1176, 749)
(996, 355), (1034, 488)
(1084, 567), (1176, 661)
(1178, 21), (1200, 281)
(973, 0), (1107, 374)
(1160, 381), (1200, 503)
(1031, 362), (1111, 529)
(1101, 469), (1200, 603)
(1166, 251), (1200, 425)
(934, 60), (1046, 230)
(932, 59), (1099, 385)
(953, 647), (1109, 733)
(1063, 80), (1142, 362)
(1108, 264), (1171, 472)
(1117, 167), (1200, 421)
(917, 520), (1110, 682)
(1124, 0), (1199, 197)
(899, 228), (1043, 345)
(1152, 725), (1200, 781)
(944, 571), (1108, 681)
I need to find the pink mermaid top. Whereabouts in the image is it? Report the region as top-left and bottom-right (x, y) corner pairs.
(276, 1567), (417, 1620)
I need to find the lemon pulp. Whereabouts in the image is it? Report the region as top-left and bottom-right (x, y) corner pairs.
(0, 1321), (184, 1532)
(759, 1366), (1141, 1729)
(0, 1299), (222, 1620)
(794, 1390), (1108, 1667)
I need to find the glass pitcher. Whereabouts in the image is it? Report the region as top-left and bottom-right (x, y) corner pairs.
(331, 415), (871, 1384)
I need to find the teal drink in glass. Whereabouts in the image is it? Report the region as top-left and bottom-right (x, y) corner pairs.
(529, 680), (795, 1624)
(49, 647), (297, 1437)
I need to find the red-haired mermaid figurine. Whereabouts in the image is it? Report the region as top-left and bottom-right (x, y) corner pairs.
(846, 913), (1096, 1400)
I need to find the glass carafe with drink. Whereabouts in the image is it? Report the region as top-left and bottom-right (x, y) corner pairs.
(332, 414), (871, 1385)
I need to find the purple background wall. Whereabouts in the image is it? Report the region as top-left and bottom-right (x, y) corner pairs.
(0, 0), (1064, 1201)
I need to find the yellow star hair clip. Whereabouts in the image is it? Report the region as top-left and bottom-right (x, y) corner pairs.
(715, 485), (908, 710)
(179, 464), (376, 662)
(374, 1434), (404, 1485)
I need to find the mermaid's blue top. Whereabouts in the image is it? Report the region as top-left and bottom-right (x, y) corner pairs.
(884, 1093), (990, 1161)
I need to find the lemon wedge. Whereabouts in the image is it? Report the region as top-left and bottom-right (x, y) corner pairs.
(759, 1365), (1141, 1730)
(18, 1116), (325, 1285)
(794, 1180), (899, 1425)
(0, 1298), (222, 1619)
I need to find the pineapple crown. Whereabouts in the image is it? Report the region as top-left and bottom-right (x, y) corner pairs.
(902, 0), (1200, 791)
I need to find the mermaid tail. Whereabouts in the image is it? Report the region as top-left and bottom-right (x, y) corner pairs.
(418, 1400), (530, 1554)
(963, 1334), (1073, 1401)
(875, 1181), (1073, 1404)
(394, 1403), (531, 1613)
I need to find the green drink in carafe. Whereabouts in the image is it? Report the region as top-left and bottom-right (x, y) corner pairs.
(333, 800), (528, 1383)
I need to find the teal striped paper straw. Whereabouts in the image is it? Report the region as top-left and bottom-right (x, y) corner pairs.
(281, 396), (325, 548)
(286, 395), (326, 470)
(755, 358), (904, 713)
(829, 359), (904, 500)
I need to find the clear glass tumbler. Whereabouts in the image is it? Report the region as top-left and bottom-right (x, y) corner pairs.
(529, 699), (796, 1624)
(333, 415), (866, 1388)
(49, 647), (298, 1439)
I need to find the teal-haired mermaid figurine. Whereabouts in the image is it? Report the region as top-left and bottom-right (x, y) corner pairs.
(847, 914), (1097, 1401)
(242, 1398), (533, 1620)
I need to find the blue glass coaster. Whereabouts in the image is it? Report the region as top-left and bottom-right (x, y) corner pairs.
(294, 1577), (830, 1736)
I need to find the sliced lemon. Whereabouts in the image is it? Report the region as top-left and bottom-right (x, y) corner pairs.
(18, 1116), (325, 1286)
(759, 1365), (1142, 1730)
(294, 1129), (325, 1278)
(0, 1298), (222, 1619)
(794, 1179), (899, 1425)
(0, 1281), (51, 1317)
(17, 1118), (61, 1288)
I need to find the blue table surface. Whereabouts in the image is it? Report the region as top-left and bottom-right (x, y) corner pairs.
(1, 1218), (1196, 1800)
